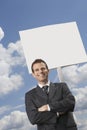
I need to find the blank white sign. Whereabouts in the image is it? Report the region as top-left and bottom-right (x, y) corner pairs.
(19, 22), (87, 73)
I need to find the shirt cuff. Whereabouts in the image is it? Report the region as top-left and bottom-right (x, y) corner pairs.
(57, 112), (59, 116)
(47, 104), (51, 111)
(47, 104), (59, 116)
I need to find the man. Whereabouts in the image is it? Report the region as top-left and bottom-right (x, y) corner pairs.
(25, 59), (77, 130)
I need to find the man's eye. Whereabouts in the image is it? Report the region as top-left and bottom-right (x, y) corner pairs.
(41, 68), (46, 70)
(35, 69), (39, 72)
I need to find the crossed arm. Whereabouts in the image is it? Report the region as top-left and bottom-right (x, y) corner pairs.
(38, 104), (67, 116)
(25, 93), (57, 125)
(38, 83), (75, 114)
(38, 104), (49, 111)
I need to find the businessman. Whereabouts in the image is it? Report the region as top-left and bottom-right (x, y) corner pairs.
(25, 59), (77, 130)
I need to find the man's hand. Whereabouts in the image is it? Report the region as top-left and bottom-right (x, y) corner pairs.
(38, 105), (48, 112)
(38, 105), (65, 115)
(59, 112), (65, 115)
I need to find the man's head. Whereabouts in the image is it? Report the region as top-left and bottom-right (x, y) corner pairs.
(31, 59), (48, 72)
(31, 59), (49, 84)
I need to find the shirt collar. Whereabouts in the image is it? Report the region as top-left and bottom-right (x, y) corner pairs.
(38, 80), (50, 88)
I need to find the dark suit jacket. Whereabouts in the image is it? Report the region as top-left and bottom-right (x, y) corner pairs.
(25, 82), (77, 130)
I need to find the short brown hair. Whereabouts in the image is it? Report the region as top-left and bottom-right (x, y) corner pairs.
(31, 59), (48, 73)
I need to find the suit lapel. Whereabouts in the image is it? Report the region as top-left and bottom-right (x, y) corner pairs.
(35, 83), (56, 102)
(36, 85), (48, 100)
(49, 82), (56, 100)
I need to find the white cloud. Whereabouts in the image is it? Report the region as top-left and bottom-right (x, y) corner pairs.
(0, 104), (24, 116)
(75, 109), (87, 130)
(0, 40), (26, 96)
(7, 41), (26, 66)
(62, 64), (87, 86)
(0, 111), (36, 130)
(0, 61), (10, 76)
(0, 41), (25, 67)
(0, 106), (11, 115)
(0, 74), (23, 96)
(62, 65), (81, 85)
(0, 27), (4, 41)
(73, 86), (87, 111)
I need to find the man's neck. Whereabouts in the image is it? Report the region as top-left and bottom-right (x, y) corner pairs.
(38, 80), (50, 88)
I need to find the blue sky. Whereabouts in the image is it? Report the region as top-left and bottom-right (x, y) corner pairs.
(0, 0), (87, 130)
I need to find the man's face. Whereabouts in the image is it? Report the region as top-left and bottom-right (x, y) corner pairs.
(32, 62), (49, 84)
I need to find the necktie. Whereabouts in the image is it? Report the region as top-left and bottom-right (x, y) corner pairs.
(42, 85), (49, 95)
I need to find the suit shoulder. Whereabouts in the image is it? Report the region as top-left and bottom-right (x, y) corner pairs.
(25, 87), (36, 96)
(54, 82), (67, 86)
(53, 82), (68, 90)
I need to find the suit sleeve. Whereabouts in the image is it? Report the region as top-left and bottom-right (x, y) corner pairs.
(25, 92), (57, 125)
(49, 83), (75, 113)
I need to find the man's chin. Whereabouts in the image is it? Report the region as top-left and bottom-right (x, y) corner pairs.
(40, 79), (47, 83)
